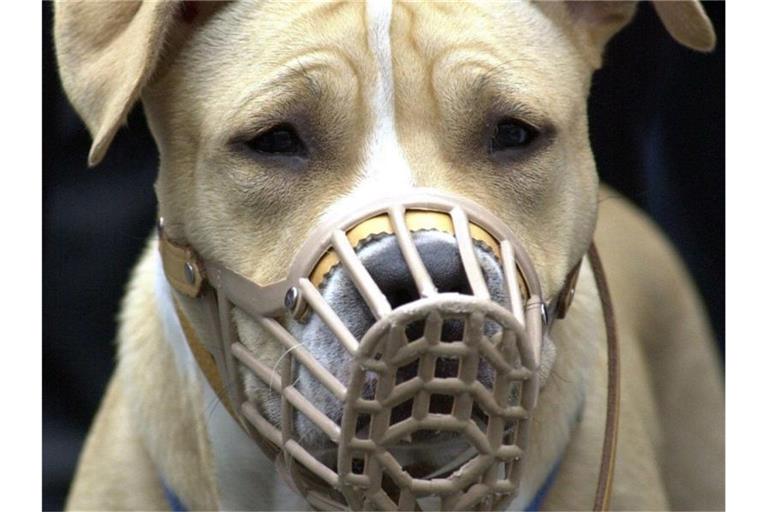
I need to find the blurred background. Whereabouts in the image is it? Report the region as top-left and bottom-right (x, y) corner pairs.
(42, 2), (724, 510)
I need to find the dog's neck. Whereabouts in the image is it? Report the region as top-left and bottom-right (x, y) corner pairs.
(152, 247), (590, 510)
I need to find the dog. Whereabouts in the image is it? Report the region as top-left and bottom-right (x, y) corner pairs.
(55, 1), (724, 510)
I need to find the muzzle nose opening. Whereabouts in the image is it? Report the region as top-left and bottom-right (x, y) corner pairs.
(306, 205), (513, 315)
(346, 229), (511, 399)
(292, 207), (522, 432)
(357, 230), (477, 343)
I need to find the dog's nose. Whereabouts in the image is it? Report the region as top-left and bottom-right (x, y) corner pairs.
(359, 232), (473, 342)
(296, 230), (504, 405)
(362, 232), (474, 297)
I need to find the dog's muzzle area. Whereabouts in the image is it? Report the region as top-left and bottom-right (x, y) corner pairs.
(285, 231), (506, 454)
(162, 190), (561, 510)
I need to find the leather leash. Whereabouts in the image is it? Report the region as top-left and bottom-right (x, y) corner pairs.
(588, 243), (621, 512)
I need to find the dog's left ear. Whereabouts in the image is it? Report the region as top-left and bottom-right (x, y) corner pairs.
(539, 1), (716, 68)
(54, 1), (180, 166)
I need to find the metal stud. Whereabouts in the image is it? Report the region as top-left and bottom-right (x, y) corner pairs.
(284, 286), (300, 314)
(184, 261), (196, 284)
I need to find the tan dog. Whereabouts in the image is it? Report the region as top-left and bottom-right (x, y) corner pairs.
(55, 1), (723, 510)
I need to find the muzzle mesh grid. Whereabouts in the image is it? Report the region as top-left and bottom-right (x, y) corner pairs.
(219, 202), (543, 511)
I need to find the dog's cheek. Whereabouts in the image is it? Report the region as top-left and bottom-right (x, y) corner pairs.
(234, 306), (349, 440)
(232, 307), (282, 368)
(241, 369), (281, 426)
(291, 313), (353, 439)
(294, 368), (344, 453)
(233, 308), (283, 421)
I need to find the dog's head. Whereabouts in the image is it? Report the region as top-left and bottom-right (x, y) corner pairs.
(56, 0), (715, 506)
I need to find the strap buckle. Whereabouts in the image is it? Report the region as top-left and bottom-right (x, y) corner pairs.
(158, 217), (206, 298)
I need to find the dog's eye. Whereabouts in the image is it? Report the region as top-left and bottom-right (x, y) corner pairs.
(490, 119), (538, 152)
(246, 124), (306, 156)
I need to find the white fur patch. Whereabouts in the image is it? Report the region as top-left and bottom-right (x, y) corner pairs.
(154, 252), (306, 510)
(325, 0), (412, 219)
(363, 0), (412, 189)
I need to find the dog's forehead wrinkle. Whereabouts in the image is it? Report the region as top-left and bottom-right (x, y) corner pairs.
(230, 52), (354, 116)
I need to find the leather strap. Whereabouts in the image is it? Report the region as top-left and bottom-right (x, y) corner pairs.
(588, 243), (621, 512)
(172, 299), (238, 420)
(158, 221), (205, 298)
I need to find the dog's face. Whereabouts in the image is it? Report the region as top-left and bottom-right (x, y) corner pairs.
(148, 1), (597, 287)
(145, 1), (598, 452)
(55, 0), (715, 485)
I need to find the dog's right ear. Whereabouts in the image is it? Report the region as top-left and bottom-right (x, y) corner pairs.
(537, 1), (716, 69)
(54, 1), (180, 167)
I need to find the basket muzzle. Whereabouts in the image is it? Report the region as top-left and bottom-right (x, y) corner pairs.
(159, 189), (577, 511)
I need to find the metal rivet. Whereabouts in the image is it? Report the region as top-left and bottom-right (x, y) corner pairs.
(284, 287), (300, 314)
(184, 261), (196, 284)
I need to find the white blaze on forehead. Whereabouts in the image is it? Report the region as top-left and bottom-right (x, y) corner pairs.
(327, 0), (412, 217)
(365, 0), (411, 187)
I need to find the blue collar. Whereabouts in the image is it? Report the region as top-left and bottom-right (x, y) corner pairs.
(162, 480), (187, 512)
(524, 458), (562, 511)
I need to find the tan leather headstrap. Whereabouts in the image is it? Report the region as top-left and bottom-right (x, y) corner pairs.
(588, 243), (621, 512)
(172, 298), (238, 419)
(158, 219), (205, 298)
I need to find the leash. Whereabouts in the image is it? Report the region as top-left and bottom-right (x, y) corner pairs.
(588, 243), (621, 512)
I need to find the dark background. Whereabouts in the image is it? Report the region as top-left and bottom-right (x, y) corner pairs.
(42, 2), (724, 510)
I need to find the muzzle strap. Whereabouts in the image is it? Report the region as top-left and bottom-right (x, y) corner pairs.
(158, 219), (204, 298)
(587, 243), (620, 512)
(172, 298), (237, 420)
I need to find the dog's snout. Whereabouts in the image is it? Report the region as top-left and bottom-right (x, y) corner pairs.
(295, 230), (506, 421)
(360, 232), (475, 343)
(361, 232), (472, 305)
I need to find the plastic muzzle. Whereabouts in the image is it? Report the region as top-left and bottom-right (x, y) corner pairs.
(160, 189), (578, 511)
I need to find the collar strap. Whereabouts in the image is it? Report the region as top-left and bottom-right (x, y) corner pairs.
(158, 219), (205, 298)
